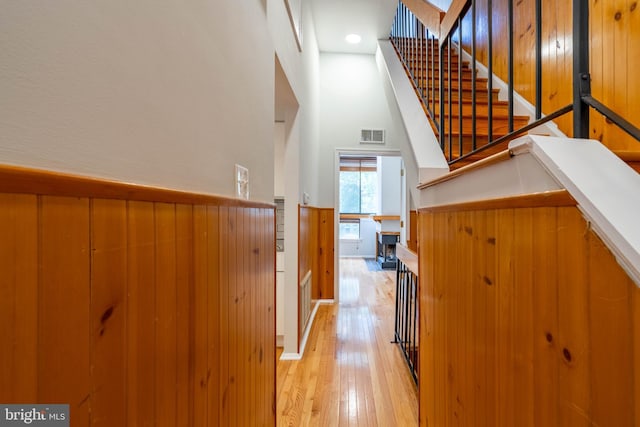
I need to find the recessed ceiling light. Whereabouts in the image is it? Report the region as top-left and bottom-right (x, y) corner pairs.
(345, 34), (362, 44)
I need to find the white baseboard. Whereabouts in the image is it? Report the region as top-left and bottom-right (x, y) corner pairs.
(278, 299), (334, 361)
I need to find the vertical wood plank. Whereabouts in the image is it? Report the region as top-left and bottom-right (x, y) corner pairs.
(39, 196), (91, 425)
(268, 207), (276, 425)
(193, 205), (208, 426)
(470, 209), (487, 426)
(155, 203), (177, 427)
(176, 204), (194, 427)
(588, 229), (633, 425)
(419, 211), (435, 427)
(0, 194), (38, 403)
(127, 201), (156, 427)
(557, 207), (591, 425)
(513, 208), (534, 426)
(219, 206), (233, 424)
(532, 207), (560, 426)
(319, 208), (335, 300)
(484, 209), (497, 427)
(495, 208), (515, 427)
(91, 198), (127, 426)
(207, 205), (220, 427)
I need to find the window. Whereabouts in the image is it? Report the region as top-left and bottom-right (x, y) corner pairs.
(338, 156), (378, 240)
(339, 219), (360, 240)
(339, 157), (378, 214)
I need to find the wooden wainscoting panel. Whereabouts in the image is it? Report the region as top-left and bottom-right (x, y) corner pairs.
(419, 199), (640, 426)
(408, 210), (418, 253)
(126, 201), (156, 427)
(175, 204), (194, 426)
(0, 194), (38, 403)
(39, 196), (91, 425)
(588, 231), (634, 426)
(318, 208), (335, 300)
(206, 205), (220, 427)
(532, 207), (560, 426)
(556, 207), (591, 425)
(0, 170), (276, 427)
(155, 203), (178, 427)
(218, 206), (235, 424)
(91, 199), (127, 426)
(192, 205), (209, 426)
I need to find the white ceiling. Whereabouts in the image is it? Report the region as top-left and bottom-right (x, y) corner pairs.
(309, 0), (399, 54)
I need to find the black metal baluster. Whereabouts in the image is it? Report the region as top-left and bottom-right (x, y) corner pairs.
(508, 0), (514, 132)
(536, 0), (542, 120)
(472, 0), (477, 151)
(488, 0), (494, 143)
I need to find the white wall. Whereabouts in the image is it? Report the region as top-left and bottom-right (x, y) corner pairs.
(1, 0), (275, 202)
(339, 218), (377, 258)
(317, 53), (415, 207)
(378, 156), (402, 215)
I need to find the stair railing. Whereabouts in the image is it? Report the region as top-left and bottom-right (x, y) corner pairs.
(392, 244), (419, 385)
(390, 0), (640, 167)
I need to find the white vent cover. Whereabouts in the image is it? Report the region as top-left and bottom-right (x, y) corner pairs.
(360, 129), (385, 144)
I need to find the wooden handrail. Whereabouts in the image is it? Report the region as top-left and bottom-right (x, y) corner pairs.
(402, 0), (446, 37)
(439, 0), (470, 43)
(396, 244), (418, 275)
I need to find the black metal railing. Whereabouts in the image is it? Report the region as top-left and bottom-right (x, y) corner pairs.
(392, 255), (418, 385)
(389, 0), (640, 166)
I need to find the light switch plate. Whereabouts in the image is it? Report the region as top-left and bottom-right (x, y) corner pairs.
(235, 164), (249, 200)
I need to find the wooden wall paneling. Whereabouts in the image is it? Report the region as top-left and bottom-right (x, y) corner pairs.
(513, 208), (534, 426)
(470, 209), (487, 424)
(556, 207), (591, 424)
(310, 208), (320, 300)
(175, 204), (194, 426)
(495, 209), (515, 426)
(235, 207), (246, 427)
(155, 203), (178, 427)
(459, 210), (474, 424)
(408, 210), (418, 253)
(126, 201), (156, 427)
(319, 208), (335, 300)
(226, 206), (240, 425)
(531, 207), (560, 425)
(612, 0), (630, 148)
(418, 211), (433, 426)
(218, 206), (231, 425)
(193, 205), (209, 426)
(627, 0), (640, 150)
(267, 207), (276, 424)
(0, 194), (38, 403)
(241, 207), (252, 425)
(588, 230), (634, 425)
(434, 212), (448, 425)
(206, 205), (221, 427)
(90, 199), (127, 426)
(590, 0), (605, 143)
(483, 209), (497, 426)
(39, 196), (91, 425)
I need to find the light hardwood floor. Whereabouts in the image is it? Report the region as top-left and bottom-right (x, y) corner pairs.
(276, 258), (419, 426)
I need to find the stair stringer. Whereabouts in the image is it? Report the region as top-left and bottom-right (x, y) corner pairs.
(376, 39), (449, 205)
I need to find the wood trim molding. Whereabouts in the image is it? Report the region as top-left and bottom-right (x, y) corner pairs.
(396, 244), (418, 275)
(439, 0), (470, 42)
(0, 164), (275, 208)
(403, 0), (446, 37)
(372, 215), (401, 222)
(418, 150), (512, 189)
(418, 190), (577, 213)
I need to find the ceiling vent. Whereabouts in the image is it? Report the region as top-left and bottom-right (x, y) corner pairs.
(360, 129), (385, 144)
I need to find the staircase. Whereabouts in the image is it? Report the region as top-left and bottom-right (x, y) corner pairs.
(394, 37), (530, 170)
